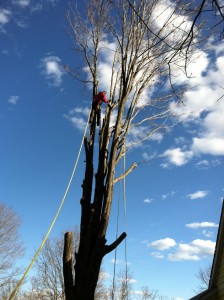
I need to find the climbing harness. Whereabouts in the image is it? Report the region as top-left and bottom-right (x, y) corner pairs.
(8, 110), (91, 300)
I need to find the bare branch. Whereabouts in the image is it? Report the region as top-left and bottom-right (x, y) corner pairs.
(113, 162), (137, 184)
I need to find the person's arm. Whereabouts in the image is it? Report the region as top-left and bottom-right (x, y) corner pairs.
(102, 94), (108, 103)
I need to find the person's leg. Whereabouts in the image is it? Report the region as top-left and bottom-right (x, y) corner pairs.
(96, 105), (101, 126)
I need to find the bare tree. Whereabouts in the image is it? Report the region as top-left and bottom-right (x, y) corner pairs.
(0, 203), (23, 289)
(127, 0), (224, 75)
(30, 229), (79, 300)
(118, 269), (134, 300)
(196, 264), (211, 292)
(28, 228), (107, 300)
(140, 286), (159, 300)
(64, 0), (198, 299)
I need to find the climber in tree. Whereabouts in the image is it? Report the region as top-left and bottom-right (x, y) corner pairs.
(89, 91), (108, 126)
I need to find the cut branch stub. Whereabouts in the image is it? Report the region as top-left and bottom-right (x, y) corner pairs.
(63, 232), (74, 300)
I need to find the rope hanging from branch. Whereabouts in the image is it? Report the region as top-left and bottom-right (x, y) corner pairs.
(8, 109), (91, 300)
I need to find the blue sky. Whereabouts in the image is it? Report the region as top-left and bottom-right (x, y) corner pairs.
(1, 1), (224, 299)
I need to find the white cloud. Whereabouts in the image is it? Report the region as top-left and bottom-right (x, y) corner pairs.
(40, 56), (64, 87)
(202, 230), (214, 238)
(171, 86), (218, 122)
(168, 239), (215, 261)
(151, 0), (192, 45)
(66, 116), (86, 131)
(8, 95), (19, 105)
(13, 0), (30, 7)
(111, 259), (131, 266)
(168, 52), (224, 161)
(64, 106), (90, 131)
(196, 158), (221, 169)
(187, 190), (208, 200)
(69, 107), (90, 117)
(161, 147), (193, 167)
(195, 160), (209, 168)
(111, 258), (123, 265)
(150, 252), (164, 259)
(162, 191), (175, 199)
(149, 238), (176, 251)
(127, 126), (163, 148)
(186, 222), (218, 229)
(192, 137), (224, 156)
(30, 4), (43, 13)
(149, 237), (216, 261)
(142, 152), (157, 163)
(0, 9), (11, 25)
(143, 198), (153, 204)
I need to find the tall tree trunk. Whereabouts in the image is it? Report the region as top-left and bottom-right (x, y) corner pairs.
(63, 232), (74, 300)
(63, 109), (126, 300)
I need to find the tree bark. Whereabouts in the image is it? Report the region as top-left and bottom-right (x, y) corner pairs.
(63, 232), (74, 300)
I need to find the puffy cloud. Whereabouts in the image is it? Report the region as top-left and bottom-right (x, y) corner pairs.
(148, 238), (216, 261)
(40, 55), (64, 87)
(64, 106), (89, 131)
(160, 147), (193, 167)
(149, 238), (176, 250)
(158, 46), (223, 169)
(0, 9), (11, 25)
(8, 95), (19, 105)
(126, 126), (163, 148)
(186, 222), (218, 229)
(190, 99), (224, 156)
(143, 198), (153, 204)
(168, 52), (224, 161)
(151, 0), (192, 44)
(187, 190), (208, 200)
(172, 86), (218, 121)
(168, 239), (215, 261)
(171, 51), (209, 87)
(192, 137), (224, 156)
(202, 230), (214, 238)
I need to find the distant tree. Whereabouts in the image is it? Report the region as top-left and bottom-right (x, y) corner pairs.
(29, 228), (107, 300)
(0, 203), (23, 289)
(140, 286), (159, 300)
(64, 0), (199, 299)
(117, 268), (133, 300)
(0, 279), (21, 300)
(108, 268), (133, 300)
(30, 229), (79, 300)
(196, 265), (211, 292)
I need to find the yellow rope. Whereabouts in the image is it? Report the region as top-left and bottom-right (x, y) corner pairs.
(123, 144), (128, 290)
(8, 112), (90, 300)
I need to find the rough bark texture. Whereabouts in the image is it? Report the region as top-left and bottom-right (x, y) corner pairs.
(63, 93), (126, 300)
(63, 232), (74, 300)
